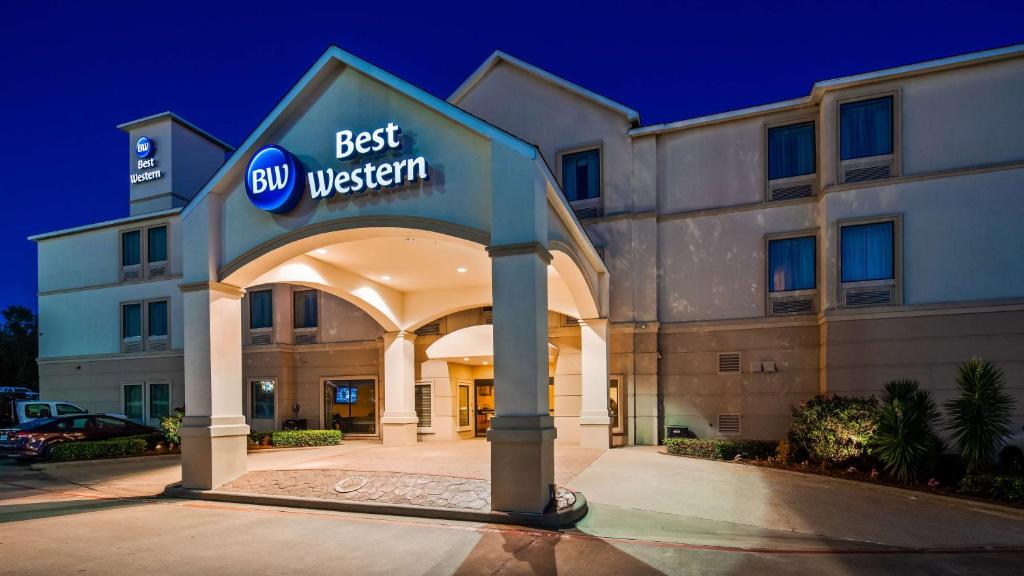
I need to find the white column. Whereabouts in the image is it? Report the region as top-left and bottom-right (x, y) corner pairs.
(180, 283), (249, 490)
(488, 244), (555, 514)
(381, 330), (418, 445)
(579, 318), (610, 450)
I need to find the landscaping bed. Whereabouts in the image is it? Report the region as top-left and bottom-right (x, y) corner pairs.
(663, 357), (1024, 507)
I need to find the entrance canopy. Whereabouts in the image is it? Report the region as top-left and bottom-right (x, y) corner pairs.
(426, 324), (559, 365)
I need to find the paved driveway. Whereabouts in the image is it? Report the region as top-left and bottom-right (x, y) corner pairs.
(571, 446), (1024, 550)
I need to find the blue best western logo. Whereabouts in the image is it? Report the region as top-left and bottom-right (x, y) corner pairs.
(245, 145), (306, 214)
(135, 136), (154, 158)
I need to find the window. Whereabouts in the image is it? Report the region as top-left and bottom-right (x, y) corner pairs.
(457, 383), (471, 430)
(561, 149), (600, 202)
(121, 230), (141, 267)
(415, 382), (432, 430)
(249, 290), (273, 330)
(148, 300), (168, 338)
(147, 226), (167, 263)
(839, 219), (899, 307)
(251, 380), (275, 420)
(768, 122), (816, 180)
(123, 384), (144, 423)
(96, 416), (129, 431)
(24, 403), (52, 418)
(840, 96), (893, 161)
(56, 403), (86, 416)
(841, 221), (894, 282)
(149, 383), (170, 421)
(122, 303), (142, 352)
(293, 290), (318, 329)
(768, 236), (816, 292)
(609, 376), (624, 435)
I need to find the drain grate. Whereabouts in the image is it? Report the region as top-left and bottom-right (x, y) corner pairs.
(334, 475), (368, 493)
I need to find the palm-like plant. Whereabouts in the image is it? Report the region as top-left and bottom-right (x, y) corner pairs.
(871, 379), (942, 483)
(945, 358), (1014, 472)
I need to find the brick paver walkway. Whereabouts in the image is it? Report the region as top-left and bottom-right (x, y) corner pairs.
(218, 468), (577, 512)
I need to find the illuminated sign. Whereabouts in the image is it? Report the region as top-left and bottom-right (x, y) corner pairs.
(130, 136), (163, 185)
(135, 137), (154, 158)
(245, 145), (306, 214)
(308, 122), (429, 198)
(246, 122), (430, 213)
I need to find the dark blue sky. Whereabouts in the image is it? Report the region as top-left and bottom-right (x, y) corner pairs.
(1, 0), (1021, 310)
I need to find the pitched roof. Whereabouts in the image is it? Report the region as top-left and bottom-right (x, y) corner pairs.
(449, 50), (640, 124)
(181, 45), (538, 218)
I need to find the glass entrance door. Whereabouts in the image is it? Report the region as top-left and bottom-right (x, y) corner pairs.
(323, 379), (377, 435)
(474, 379), (494, 437)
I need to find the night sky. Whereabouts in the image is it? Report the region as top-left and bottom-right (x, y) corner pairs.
(1, 0), (1021, 311)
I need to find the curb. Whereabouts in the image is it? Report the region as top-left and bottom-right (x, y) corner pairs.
(163, 484), (588, 529)
(29, 453), (182, 471)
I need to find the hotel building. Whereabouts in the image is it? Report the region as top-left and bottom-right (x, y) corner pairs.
(30, 44), (1024, 512)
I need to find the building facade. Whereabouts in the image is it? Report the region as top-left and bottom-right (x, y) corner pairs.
(33, 44), (1024, 460)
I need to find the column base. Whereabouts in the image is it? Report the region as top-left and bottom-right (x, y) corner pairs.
(579, 423), (611, 450)
(180, 416), (249, 490)
(381, 414), (419, 445)
(487, 415), (556, 514)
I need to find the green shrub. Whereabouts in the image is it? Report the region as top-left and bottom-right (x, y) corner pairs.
(665, 438), (778, 461)
(160, 409), (184, 445)
(870, 379), (943, 484)
(48, 436), (149, 461)
(945, 358), (1015, 472)
(269, 430), (342, 447)
(775, 438), (794, 463)
(957, 473), (1024, 503)
(789, 395), (878, 464)
(249, 431), (273, 445)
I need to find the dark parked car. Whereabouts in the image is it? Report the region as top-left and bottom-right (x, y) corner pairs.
(0, 414), (162, 459)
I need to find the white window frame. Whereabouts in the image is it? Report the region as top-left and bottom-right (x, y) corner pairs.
(144, 223), (170, 279)
(836, 215), (903, 309)
(765, 229), (819, 317)
(836, 90), (901, 185)
(457, 381), (472, 432)
(764, 116), (818, 202)
(146, 381), (172, 427)
(120, 228), (142, 282)
(145, 298), (171, 352)
(415, 380), (433, 433)
(120, 382), (146, 424)
(120, 300), (144, 353)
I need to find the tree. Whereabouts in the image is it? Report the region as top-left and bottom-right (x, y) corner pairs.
(945, 358), (1014, 472)
(0, 305), (39, 391)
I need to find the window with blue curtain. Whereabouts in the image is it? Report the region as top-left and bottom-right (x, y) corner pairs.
(147, 226), (167, 263)
(250, 290), (273, 329)
(840, 97), (893, 160)
(561, 149), (600, 201)
(293, 290), (318, 328)
(841, 221), (894, 282)
(251, 381), (275, 419)
(122, 231), (141, 266)
(768, 122), (816, 180)
(122, 303), (142, 339)
(148, 300), (168, 337)
(768, 236), (816, 292)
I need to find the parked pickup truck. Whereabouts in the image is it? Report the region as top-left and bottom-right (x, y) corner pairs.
(1, 393), (126, 428)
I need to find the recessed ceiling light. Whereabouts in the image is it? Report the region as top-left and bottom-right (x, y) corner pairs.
(457, 267), (467, 273)
(381, 275), (391, 281)
(463, 357), (470, 362)
(482, 361), (489, 365)
(315, 248), (328, 255)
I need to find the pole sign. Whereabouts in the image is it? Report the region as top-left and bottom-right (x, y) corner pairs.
(245, 122), (429, 214)
(130, 136), (163, 184)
